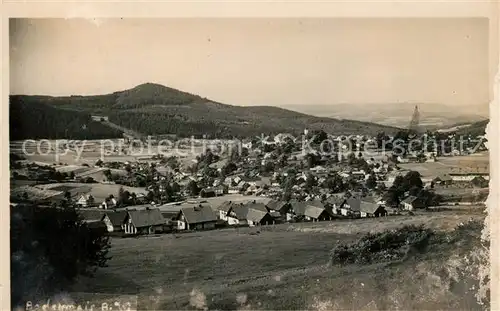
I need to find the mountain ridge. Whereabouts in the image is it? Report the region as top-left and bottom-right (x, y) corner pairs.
(10, 83), (402, 139)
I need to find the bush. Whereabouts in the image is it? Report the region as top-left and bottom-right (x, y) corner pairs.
(330, 225), (434, 265)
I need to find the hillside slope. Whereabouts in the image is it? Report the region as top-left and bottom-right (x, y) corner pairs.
(9, 96), (123, 141)
(455, 119), (489, 137)
(11, 83), (401, 139)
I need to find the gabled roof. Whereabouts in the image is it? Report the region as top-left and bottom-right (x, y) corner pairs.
(77, 209), (107, 222)
(303, 205), (327, 219)
(217, 201), (236, 213)
(103, 210), (128, 226)
(181, 204), (217, 224)
(246, 208), (270, 223)
(359, 201), (383, 214)
(361, 195), (383, 204)
(291, 202), (327, 219)
(127, 208), (165, 228)
(325, 196), (346, 206)
(228, 204), (249, 220)
(345, 198), (361, 211)
(266, 200), (289, 212)
(244, 202), (268, 213)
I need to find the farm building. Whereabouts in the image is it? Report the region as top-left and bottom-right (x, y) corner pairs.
(77, 208), (107, 223)
(401, 196), (426, 211)
(123, 208), (165, 235)
(358, 201), (387, 218)
(76, 194), (96, 208)
(343, 197), (361, 216)
(291, 201), (333, 222)
(433, 174), (453, 185)
(177, 204), (218, 230)
(266, 200), (291, 214)
(226, 204), (275, 226)
(216, 201), (238, 222)
(101, 210), (128, 233)
(324, 196), (346, 215)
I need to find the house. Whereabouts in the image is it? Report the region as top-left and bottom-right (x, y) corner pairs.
(343, 197), (361, 216)
(123, 208), (166, 235)
(226, 204), (275, 226)
(76, 194), (96, 208)
(433, 174), (453, 186)
(176, 204), (218, 230)
(101, 210), (128, 233)
(291, 201), (333, 222)
(401, 196), (425, 211)
(359, 201), (387, 218)
(217, 201), (238, 222)
(266, 200), (293, 221)
(101, 197), (117, 209)
(324, 196), (346, 214)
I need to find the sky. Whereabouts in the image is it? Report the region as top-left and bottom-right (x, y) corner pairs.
(9, 18), (490, 108)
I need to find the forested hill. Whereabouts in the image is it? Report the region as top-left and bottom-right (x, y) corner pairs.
(10, 83), (401, 139)
(455, 119), (489, 137)
(9, 97), (123, 141)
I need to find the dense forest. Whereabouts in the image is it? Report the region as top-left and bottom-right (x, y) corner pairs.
(10, 83), (401, 139)
(9, 96), (123, 140)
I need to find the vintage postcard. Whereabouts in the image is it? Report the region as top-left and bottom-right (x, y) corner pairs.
(3, 1), (498, 310)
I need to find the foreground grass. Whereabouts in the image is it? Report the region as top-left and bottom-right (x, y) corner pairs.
(73, 211), (487, 310)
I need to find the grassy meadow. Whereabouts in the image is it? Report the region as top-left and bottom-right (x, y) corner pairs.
(72, 209), (486, 310)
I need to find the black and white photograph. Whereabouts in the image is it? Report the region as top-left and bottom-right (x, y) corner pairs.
(7, 10), (495, 311)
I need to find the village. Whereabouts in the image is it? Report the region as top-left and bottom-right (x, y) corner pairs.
(10, 128), (489, 237)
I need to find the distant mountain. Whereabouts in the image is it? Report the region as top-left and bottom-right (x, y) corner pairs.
(10, 83), (401, 139)
(9, 97), (123, 141)
(282, 103), (488, 130)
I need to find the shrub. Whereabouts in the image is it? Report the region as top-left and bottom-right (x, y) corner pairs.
(330, 225), (434, 265)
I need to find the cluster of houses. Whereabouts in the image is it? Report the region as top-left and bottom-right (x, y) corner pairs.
(77, 190), (412, 237)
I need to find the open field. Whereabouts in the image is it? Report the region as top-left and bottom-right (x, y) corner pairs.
(33, 182), (148, 201)
(398, 152), (489, 179)
(72, 209), (486, 310)
(10, 140), (206, 167)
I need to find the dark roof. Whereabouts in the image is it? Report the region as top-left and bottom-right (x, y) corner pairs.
(228, 205), (249, 220)
(77, 209), (107, 222)
(243, 202), (268, 213)
(228, 204), (271, 222)
(401, 196), (418, 204)
(359, 201), (383, 214)
(303, 205), (326, 219)
(86, 220), (108, 231)
(325, 196), (346, 206)
(246, 208), (270, 223)
(345, 198), (361, 211)
(181, 204), (217, 224)
(218, 201), (236, 213)
(103, 210), (128, 226)
(127, 208), (165, 228)
(266, 200), (289, 212)
(291, 201), (328, 219)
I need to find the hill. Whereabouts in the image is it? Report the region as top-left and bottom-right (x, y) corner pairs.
(10, 83), (400, 139)
(454, 119), (488, 137)
(283, 103), (488, 130)
(9, 96), (123, 141)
